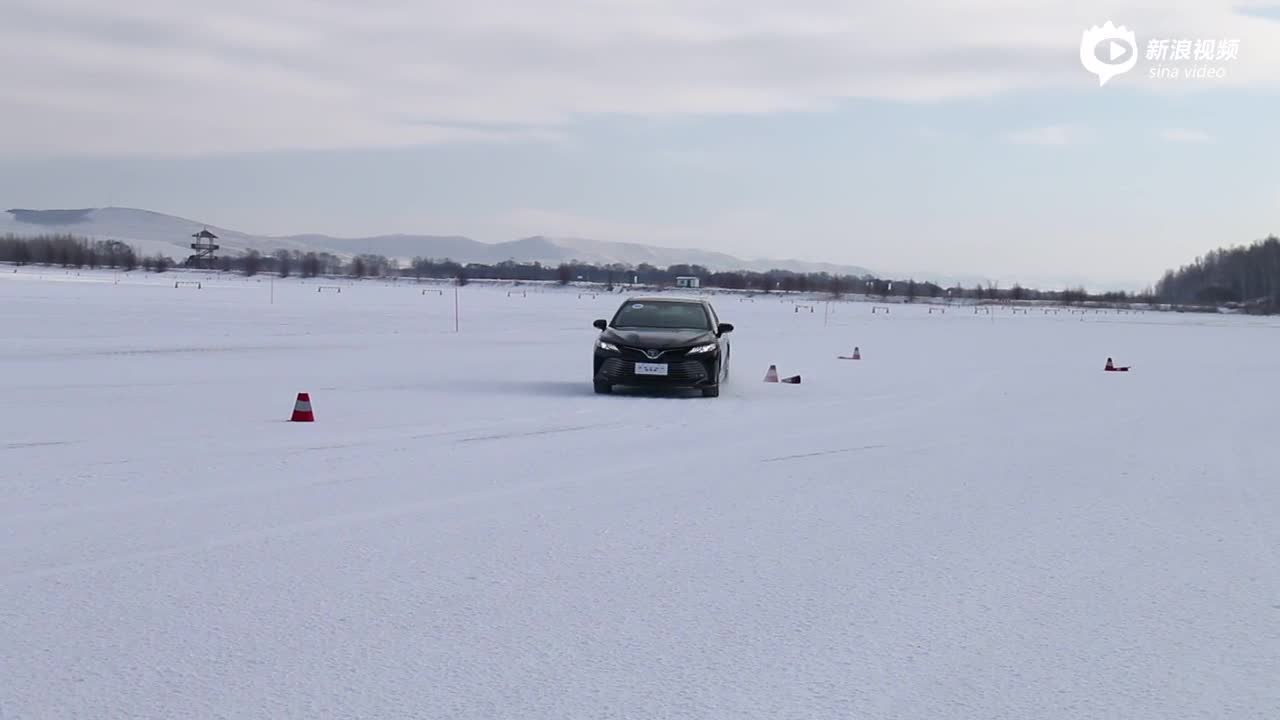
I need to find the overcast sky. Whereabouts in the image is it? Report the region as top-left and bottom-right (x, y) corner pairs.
(2, 0), (1279, 288)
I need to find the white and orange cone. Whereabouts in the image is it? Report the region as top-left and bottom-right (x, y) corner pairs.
(290, 392), (315, 422)
(781, 375), (802, 384)
(763, 365), (779, 383)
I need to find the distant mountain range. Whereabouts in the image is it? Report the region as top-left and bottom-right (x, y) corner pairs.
(2, 207), (874, 277)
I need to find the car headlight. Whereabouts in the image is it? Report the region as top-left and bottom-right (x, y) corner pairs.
(597, 340), (619, 352)
(687, 343), (717, 354)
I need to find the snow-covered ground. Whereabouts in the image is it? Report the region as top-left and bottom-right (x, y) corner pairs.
(3, 268), (1278, 719)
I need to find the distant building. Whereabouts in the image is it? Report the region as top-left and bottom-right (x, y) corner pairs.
(675, 276), (700, 289)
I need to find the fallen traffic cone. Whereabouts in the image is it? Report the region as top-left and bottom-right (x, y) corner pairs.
(839, 346), (861, 360)
(290, 392), (315, 421)
(781, 375), (802, 384)
(1104, 357), (1130, 372)
(763, 365), (779, 383)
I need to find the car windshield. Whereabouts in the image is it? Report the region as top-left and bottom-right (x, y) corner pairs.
(612, 301), (710, 330)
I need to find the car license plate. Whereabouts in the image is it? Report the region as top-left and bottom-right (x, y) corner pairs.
(634, 362), (668, 376)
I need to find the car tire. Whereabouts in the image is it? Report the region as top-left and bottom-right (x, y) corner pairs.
(701, 384), (720, 398)
(594, 381), (613, 394)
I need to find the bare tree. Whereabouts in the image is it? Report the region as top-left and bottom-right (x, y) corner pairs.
(275, 250), (292, 278)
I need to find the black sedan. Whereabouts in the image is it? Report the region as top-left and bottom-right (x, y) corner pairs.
(592, 297), (733, 397)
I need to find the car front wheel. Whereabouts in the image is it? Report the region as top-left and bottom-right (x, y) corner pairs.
(594, 381), (612, 394)
(701, 384), (720, 398)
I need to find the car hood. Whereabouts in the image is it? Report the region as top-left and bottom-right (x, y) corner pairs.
(602, 328), (716, 349)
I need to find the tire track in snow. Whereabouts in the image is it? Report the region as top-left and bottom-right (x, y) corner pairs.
(1, 441), (73, 450)
(761, 444), (889, 463)
(0, 426), (687, 584)
(457, 422), (630, 443)
(0, 418), (632, 526)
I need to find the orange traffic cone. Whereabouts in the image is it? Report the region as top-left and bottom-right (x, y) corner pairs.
(838, 346), (860, 360)
(290, 392), (315, 421)
(781, 375), (802, 384)
(763, 365), (779, 382)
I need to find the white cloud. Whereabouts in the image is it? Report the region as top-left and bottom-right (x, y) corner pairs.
(3, 0), (1279, 155)
(916, 126), (966, 142)
(1158, 128), (1216, 143)
(1004, 125), (1087, 146)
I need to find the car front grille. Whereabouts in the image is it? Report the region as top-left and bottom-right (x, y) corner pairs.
(618, 346), (689, 361)
(597, 357), (710, 384)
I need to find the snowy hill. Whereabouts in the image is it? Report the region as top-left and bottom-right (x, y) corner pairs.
(1, 207), (317, 260)
(1, 207), (874, 276)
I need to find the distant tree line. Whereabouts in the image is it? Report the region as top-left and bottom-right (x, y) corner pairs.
(1, 234), (141, 271)
(1156, 235), (1280, 311)
(213, 249), (351, 278)
(399, 258), (1154, 306)
(2, 232), (1165, 308)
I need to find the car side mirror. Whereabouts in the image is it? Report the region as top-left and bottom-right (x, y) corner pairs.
(593, 319), (608, 330)
(717, 323), (734, 334)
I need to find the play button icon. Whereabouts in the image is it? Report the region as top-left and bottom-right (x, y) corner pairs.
(1095, 37), (1134, 65)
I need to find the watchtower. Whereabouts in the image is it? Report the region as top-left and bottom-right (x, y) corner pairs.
(186, 228), (220, 268)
